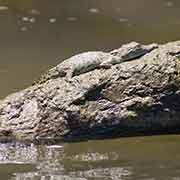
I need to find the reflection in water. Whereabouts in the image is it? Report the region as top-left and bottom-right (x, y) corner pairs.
(71, 152), (110, 161)
(0, 135), (180, 179)
(0, 141), (131, 180)
(0, 143), (38, 162)
(70, 167), (131, 180)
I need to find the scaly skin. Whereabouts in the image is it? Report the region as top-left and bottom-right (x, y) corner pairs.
(35, 51), (114, 84)
(102, 42), (158, 65)
(35, 42), (158, 84)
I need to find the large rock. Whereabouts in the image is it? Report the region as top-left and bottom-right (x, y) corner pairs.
(1, 41), (180, 142)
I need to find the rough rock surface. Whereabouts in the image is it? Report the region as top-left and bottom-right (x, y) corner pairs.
(35, 42), (157, 85)
(1, 41), (180, 142)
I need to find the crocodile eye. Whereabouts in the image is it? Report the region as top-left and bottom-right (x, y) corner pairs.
(111, 51), (118, 56)
(59, 71), (67, 77)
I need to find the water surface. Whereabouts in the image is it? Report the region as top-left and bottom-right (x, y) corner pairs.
(0, 0), (180, 98)
(1, 135), (180, 180)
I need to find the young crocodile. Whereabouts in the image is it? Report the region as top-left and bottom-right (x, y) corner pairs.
(35, 42), (158, 84)
(36, 51), (113, 84)
(101, 41), (158, 65)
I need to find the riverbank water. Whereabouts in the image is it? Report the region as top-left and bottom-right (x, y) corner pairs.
(1, 135), (180, 180)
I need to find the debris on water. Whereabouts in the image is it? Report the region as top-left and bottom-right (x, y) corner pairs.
(21, 17), (36, 23)
(88, 8), (100, 13)
(118, 18), (129, 23)
(29, 9), (40, 15)
(20, 27), (28, 31)
(0, 6), (8, 11)
(165, 1), (174, 7)
(29, 17), (36, 23)
(67, 17), (77, 21)
(22, 17), (29, 22)
(49, 18), (56, 23)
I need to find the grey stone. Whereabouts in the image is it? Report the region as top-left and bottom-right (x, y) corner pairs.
(0, 41), (180, 142)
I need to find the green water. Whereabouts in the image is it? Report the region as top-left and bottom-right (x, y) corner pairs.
(1, 135), (180, 180)
(1, 1), (180, 179)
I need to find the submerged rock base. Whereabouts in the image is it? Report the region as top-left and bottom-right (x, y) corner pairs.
(1, 41), (180, 142)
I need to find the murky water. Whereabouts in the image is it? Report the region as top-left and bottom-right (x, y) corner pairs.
(0, 0), (180, 98)
(0, 135), (180, 180)
(1, 1), (180, 179)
